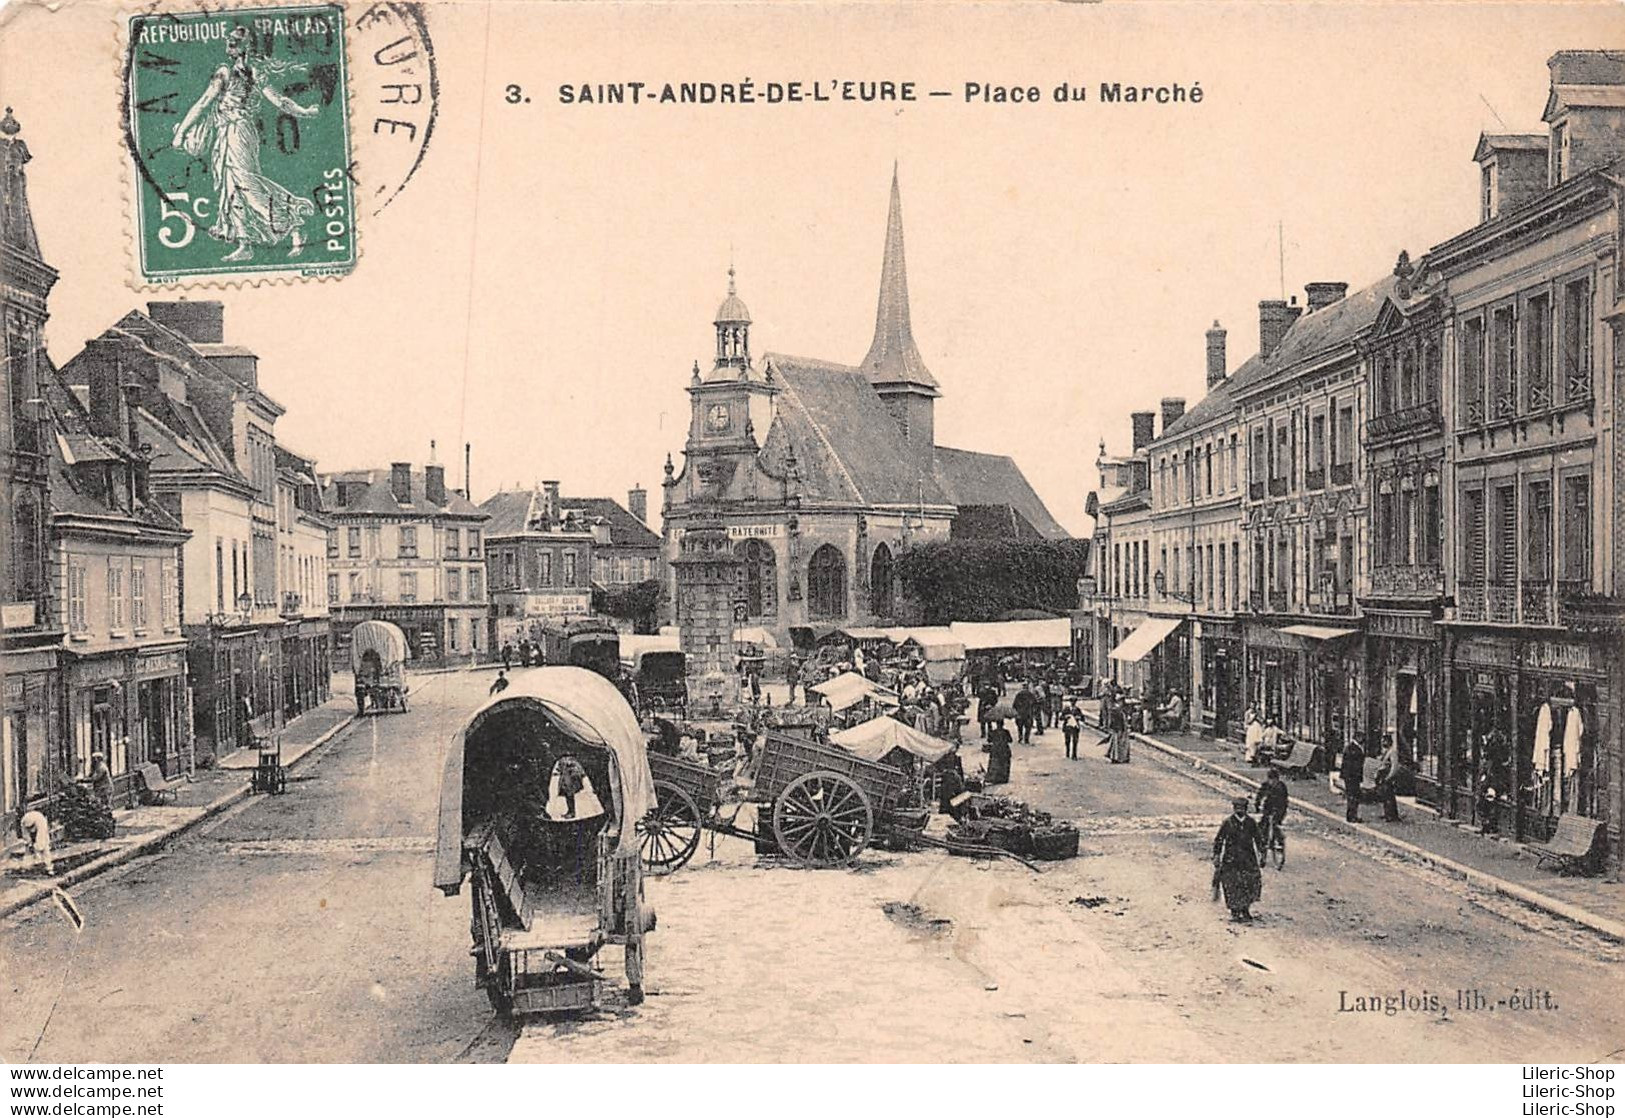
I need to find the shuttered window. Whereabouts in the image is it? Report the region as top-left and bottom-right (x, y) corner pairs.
(1561, 475), (1590, 583)
(1462, 489), (1486, 582)
(1492, 485), (1517, 584)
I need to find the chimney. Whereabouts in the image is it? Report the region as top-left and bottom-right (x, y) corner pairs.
(543, 480), (561, 520)
(1160, 397), (1186, 432)
(81, 338), (127, 440)
(1206, 320), (1227, 387)
(1258, 298), (1302, 358)
(124, 384), (151, 507)
(627, 486), (648, 524)
(424, 463), (447, 506)
(1305, 282), (1348, 314)
(146, 300), (224, 344)
(390, 462), (413, 504)
(1130, 411), (1156, 453)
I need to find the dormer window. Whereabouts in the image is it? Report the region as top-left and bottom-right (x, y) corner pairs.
(1481, 162), (1496, 222)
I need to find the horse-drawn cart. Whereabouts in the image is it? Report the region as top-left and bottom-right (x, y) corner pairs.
(435, 668), (657, 1017)
(638, 729), (916, 873)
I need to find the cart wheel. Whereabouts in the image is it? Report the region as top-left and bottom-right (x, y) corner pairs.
(773, 770), (873, 868)
(637, 782), (702, 874)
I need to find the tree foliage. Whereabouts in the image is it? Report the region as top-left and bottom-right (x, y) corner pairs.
(592, 578), (662, 632)
(895, 539), (1090, 624)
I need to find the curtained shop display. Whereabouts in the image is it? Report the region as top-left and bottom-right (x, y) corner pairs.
(1446, 633), (1609, 841)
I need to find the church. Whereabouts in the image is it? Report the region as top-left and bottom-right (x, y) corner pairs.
(660, 170), (1066, 642)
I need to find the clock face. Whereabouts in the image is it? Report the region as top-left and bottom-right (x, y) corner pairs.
(707, 403), (731, 432)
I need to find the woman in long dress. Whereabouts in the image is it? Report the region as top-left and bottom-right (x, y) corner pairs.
(170, 26), (320, 262)
(1213, 797), (1265, 922)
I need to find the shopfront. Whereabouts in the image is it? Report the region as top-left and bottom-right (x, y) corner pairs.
(1445, 631), (1610, 840)
(1366, 611), (1444, 807)
(1243, 620), (1362, 750)
(2, 649), (60, 837)
(1108, 615), (1184, 700)
(1198, 618), (1243, 739)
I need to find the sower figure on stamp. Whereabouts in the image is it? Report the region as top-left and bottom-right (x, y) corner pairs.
(171, 25), (320, 262)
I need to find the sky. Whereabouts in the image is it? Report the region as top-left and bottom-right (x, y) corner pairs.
(2, 1), (1618, 536)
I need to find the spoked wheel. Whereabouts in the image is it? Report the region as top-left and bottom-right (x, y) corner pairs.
(772, 770), (873, 868)
(637, 781), (703, 874)
(1270, 827), (1286, 870)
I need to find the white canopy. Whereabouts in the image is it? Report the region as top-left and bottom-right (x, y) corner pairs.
(832, 716), (956, 763)
(619, 632), (681, 662)
(350, 619), (410, 670)
(733, 626), (779, 649)
(949, 618), (1071, 651)
(1109, 616), (1184, 663)
(434, 667), (656, 893)
(809, 671), (899, 712)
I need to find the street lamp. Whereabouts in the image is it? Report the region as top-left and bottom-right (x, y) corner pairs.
(1153, 569), (1193, 604)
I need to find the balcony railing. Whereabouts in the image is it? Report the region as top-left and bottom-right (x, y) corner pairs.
(1268, 477), (1288, 498)
(1248, 481), (1265, 501)
(1309, 586), (1356, 616)
(1304, 467), (1326, 491)
(1367, 402), (1443, 441)
(1330, 462), (1354, 486)
(1520, 582), (1553, 626)
(281, 592), (302, 617)
(1370, 565), (1443, 598)
(1268, 588), (1288, 613)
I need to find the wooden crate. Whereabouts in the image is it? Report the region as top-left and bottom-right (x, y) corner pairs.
(648, 752), (724, 812)
(752, 730), (908, 809)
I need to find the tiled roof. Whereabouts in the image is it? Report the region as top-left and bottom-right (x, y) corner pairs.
(320, 468), (487, 519)
(1230, 276), (1396, 396)
(760, 353), (949, 507)
(932, 446), (1069, 540)
(1157, 372), (1243, 441)
(559, 497), (661, 549)
(478, 489), (539, 536)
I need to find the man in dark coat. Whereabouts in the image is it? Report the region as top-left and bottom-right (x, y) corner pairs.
(1213, 796), (1266, 921)
(1012, 684), (1037, 744)
(1341, 739), (1366, 823)
(977, 683), (1001, 740)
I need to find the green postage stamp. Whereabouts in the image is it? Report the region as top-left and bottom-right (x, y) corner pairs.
(124, 5), (356, 284)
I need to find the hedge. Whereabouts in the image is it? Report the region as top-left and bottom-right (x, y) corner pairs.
(895, 539), (1090, 624)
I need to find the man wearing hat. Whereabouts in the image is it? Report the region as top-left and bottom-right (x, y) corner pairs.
(1212, 796), (1266, 922)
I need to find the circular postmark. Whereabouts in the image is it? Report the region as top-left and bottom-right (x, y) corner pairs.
(349, 1), (438, 215)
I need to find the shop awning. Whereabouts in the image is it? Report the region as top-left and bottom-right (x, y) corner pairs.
(1108, 617), (1184, 663)
(1276, 624), (1358, 642)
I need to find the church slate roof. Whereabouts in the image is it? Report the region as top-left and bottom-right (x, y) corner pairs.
(761, 353), (951, 507)
(932, 446), (1070, 540)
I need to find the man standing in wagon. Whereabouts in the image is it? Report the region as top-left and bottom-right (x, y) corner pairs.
(170, 25), (320, 262)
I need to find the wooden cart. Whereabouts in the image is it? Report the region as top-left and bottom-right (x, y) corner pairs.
(436, 668), (656, 1017)
(639, 729), (913, 872)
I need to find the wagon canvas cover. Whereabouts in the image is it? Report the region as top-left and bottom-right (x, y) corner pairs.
(349, 620), (411, 672)
(434, 667), (657, 892)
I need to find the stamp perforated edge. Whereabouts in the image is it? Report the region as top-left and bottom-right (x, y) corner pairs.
(116, 0), (363, 290)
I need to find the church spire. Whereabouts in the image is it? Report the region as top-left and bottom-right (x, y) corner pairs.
(860, 164), (938, 394)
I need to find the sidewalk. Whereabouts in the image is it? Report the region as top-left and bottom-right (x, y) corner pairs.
(1082, 701), (1625, 941)
(0, 698), (356, 920)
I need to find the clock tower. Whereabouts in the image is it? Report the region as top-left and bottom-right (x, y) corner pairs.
(681, 267), (777, 502)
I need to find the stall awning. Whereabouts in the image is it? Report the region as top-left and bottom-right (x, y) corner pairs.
(831, 716), (955, 763)
(809, 671), (899, 712)
(1277, 624), (1358, 642)
(949, 618), (1072, 651)
(1108, 617), (1184, 663)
